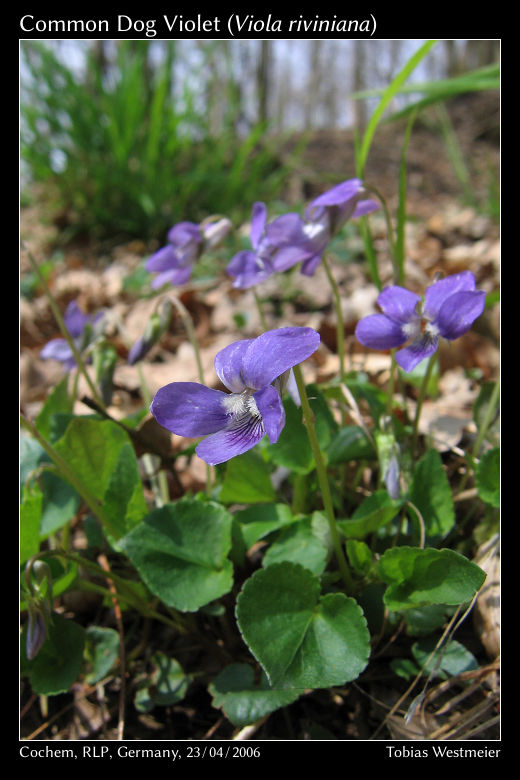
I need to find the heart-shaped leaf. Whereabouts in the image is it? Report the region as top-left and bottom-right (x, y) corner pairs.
(379, 546), (486, 611)
(120, 498), (233, 612)
(209, 663), (301, 727)
(236, 563), (370, 689)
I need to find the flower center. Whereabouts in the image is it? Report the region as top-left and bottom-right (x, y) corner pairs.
(222, 390), (262, 420)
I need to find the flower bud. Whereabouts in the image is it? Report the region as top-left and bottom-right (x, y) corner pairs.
(201, 216), (232, 250)
(93, 342), (118, 405)
(26, 606), (47, 660)
(128, 301), (173, 366)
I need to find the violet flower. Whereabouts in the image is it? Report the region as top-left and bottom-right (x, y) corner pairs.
(40, 301), (103, 370)
(355, 271), (486, 372)
(150, 327), (320, 465)
(146, 217), (231, 289)
(226, 203), (311, 289)
(297, 178), (379, 276)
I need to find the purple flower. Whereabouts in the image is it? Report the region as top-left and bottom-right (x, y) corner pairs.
(226, 203), (311, 289)
(297, 178), (379, 276)
(355, 271), (486, 372)
(150, 327), (320, 465)
(40, 301), (103, 371)
(146, 217), (231, 289)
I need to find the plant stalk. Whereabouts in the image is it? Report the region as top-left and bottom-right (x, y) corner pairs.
(293, 365), (354, 593)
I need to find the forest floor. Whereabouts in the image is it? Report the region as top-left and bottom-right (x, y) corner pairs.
(20, 92), (500, 741)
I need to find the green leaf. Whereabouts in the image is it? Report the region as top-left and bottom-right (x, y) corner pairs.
(84, 627), (120, 684)
(262, 517), (328, 575)
(476, 447), (500, 508)
(306, 383), (339, 449)
(54, 418), (147, 542)
(379, 546), (486, 611)
(412, 637), (479, 678)
(390, 658), (420, 680)
(346, 539), (373, 576)
(327, 426), (376, 465)
(20, 481), (43, 564)
(39, 471), (81, 538)
(209, 663), (301, 727)
(337, 490), (402, 539)
(35, 376), (72, 440)
(23, 614), (85, 695)
(266, 398), (313, 474)
(120, 499), (234, 612)
(404, 604), (450, 636)
(236, 563), (370, 689)
(234, 503), (295, 550)
(220, 450), (275, 504)
(135, 652), (191, 712)
(474, 382), (500, 447)
(408, 450), (454, 539)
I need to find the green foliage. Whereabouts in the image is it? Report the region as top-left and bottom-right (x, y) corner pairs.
(408, 449), (455, 540)
(21, 614), (85, 696)
(476, 447), (500, 508)
(84, 627), (120, 684)
(134, 653), (191, 712)
(120, 499), (234, 612)
(337, 491), (403, 539)
(209, 663), (301, 727)
(236, 563), (371, 689)
(220, 450), (275, 504)
(20, 41), (289, 242)
(378, 546), (486, 610)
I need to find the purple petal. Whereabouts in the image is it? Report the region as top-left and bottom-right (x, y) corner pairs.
(272, 245), (312, 273)
(40, 338), (75, 364)
(395, 335), (439, 372)
(352, 198), (379, 218)
(300, 253), (323, 276)
(195, 414), (266, 465)
(377, 286), (421, 324)
(146, 245), (183, 272)
(250, 203), (267, 249)
(150, 382), (229, 437)
(424, 271), (476, 321)
(226, 250), (274, 289)
(308, 179), (364, 211)
(150, 266), (192, 289)
(436, 290), (486, 341)
(64, 301), (90, 337)
(254, 385), (285, 444)
(167, 221), (202, 247)
(241, 327), (320, 390)
(214, 339), (254, 392)
(265, 213), (307, 246)
(355, 314), (408, 350)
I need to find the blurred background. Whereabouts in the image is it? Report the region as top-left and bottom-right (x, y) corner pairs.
(20, 39), (500, 245)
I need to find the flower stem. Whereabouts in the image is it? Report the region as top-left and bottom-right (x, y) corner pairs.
(322, 254), (346, 385)
(253, 289), (268, 331)
(411, 353), (437, 456)
(25, 247), (106, 410)
(167, 293), (212, 495)
(293, 365), (354, 593)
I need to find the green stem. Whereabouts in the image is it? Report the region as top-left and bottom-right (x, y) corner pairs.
(322, 254), (346, 385)
(167, 294), (212, 495)
(457, 379), (500, 495)
(411, 353), (437, 456)
(293, 365), (354, 593)
(253, 289), (268, 331)
(138, 365), (170, 506)
(25, 248), (106, 410)
(365, 184), (397, 275)
(386, 351), (397, 416)
(20, 414), (120, 540)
